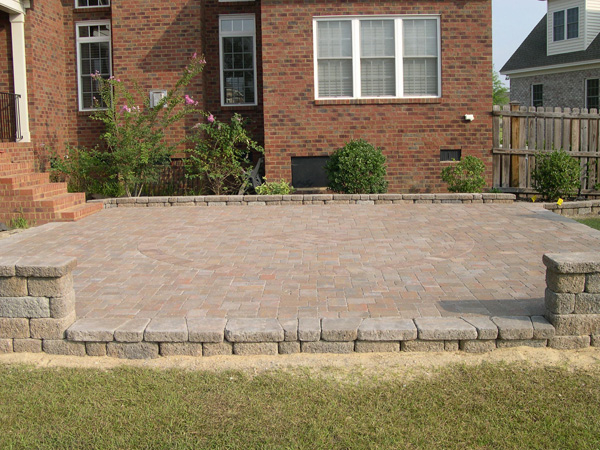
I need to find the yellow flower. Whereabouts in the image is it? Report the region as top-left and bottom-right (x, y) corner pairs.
(531, 195), (537, 203)
(557, 198), (564, 206)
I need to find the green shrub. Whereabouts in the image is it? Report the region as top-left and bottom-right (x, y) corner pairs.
(440, 155), (486, 193)
(255, 179), (295, 195)
(325, 139), (388, 194)
(532, 149), (581, 201)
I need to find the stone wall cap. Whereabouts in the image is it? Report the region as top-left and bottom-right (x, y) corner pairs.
(15, 256), (77, 277)
(66, 318), (128, 342)
(225, 318), (284, 342)
(543, 253), (600, 273)
(358, 317), (417, 341)
(414, 317), (478, 340)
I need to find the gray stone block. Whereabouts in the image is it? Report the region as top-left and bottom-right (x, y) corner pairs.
(49, 291), (76, 319)
(144, 318), (188, 342)
(28, 273), (73, 297)
(0, 276), (27, 296)
(548, 335), (591, 350)
(160, 342), (203, 357)
(203, 342), (233, 356)
(0, 317), (29, 338)
(574, 293), (600, 314)
(459, 340), (496, 353)
(30, 311), (76, 339)
(13, 338), (42, 353)
(0, 296), (50, 318)
(114, 318), (150, 342)
(86, 342), (107, 357)
(187, 318), (226, 343)
(233, 342), (279, 355)
(546, 270), (585, 294)
(107, 342), (159, 359)
(531, 316), (555, 339)
(546, 312), (600, 336)
(301, 341), (354, 354)
(321, 318), (362, 342)
(298, 318), (320, 341)
(357, 318), (417, 341)
(461, 317), (499, 339)
(0, 258), (17, 277)
(0, 338), (12, 353)
(401, 340), (445, 352)
(414, 317), (477, 340)
(225, 318), (283, 342)
(544, 289), (575, 314)
(278, 341), (301, 354)
(492, 316), (534, 340)
(444, 340), (459, 351)
(280, 319), (298, 341)
(585, 273), (600, 293)
(43, 339), (86, 356)
(592, 334), (600, 347)
(355, 341), (400, 353)
(15, 256), (77, 278)
(496, 339), (547, 348)
(66, 318), (128, 342)
(543, 252), (600, 274)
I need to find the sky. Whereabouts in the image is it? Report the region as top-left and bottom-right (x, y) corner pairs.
(493, 0), (547, 84)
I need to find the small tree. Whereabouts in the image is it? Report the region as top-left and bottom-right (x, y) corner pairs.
(91, 53), (205, 197)
(325, 139), (388, 194)
(185, 113), (264, 195)
(532, 149), (581, 201)
(493, 67), (509, 106)
(441, 156), (486, 193)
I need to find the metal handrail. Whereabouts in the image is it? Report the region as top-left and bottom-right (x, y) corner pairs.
(0, 92), (22, 142)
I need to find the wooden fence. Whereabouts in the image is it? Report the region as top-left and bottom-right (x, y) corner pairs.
(492, 103), (600, 194)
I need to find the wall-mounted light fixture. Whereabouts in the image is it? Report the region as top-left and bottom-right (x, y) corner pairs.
(149, 90), (167, 108)
(464, 114), (475, 122)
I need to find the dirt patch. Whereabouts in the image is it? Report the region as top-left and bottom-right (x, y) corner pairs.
(2, 347), (599, 381)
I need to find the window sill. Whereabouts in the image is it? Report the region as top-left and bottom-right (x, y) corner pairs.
(220, 104), (258, 110)
(314, 97), (442, 106)
(74, 7), (111, 12)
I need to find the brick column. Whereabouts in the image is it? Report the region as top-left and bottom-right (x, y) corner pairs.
(543, 253), (600, 348)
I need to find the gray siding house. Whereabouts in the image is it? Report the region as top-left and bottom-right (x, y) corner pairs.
(501, 0), (600, 109)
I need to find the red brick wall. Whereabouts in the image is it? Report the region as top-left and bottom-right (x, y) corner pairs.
(260, 0), (493, 193)
(0, 13), (13, 94)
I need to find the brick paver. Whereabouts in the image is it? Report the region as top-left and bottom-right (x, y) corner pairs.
(1, 203), (599, 321)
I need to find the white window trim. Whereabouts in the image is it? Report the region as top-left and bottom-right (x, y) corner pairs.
(313, 15), (441, 101)
(553, 7), (579, 42)
(219, 14), (258, 107)
(76, 20), (112, 112)
(74, 0), (110, 9)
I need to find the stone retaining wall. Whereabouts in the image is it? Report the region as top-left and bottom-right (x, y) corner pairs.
(544, 200), (600, 217)
(0, 256), (77, 354)
(92, 193), (516, 208)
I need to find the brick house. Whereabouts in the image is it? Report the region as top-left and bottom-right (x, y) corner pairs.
(501, 0), (600, 110)
(0, 0), (492, 201)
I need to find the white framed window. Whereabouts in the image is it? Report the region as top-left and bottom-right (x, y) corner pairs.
(76, 21), (112, 111)
(553, 7), (579, 42)
(75, 0), (110, 8)
(219, 15), (257, 106)
(531, 84), (543, 108)
(313, 16), (441, 100)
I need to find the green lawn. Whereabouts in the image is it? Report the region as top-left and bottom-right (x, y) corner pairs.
(576, 217), (600, 231)
(1, 363), (599, 449)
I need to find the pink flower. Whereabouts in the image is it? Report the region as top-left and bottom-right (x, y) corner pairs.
(207, 114), (215, 123)
(184, 94), (197, 105)
(192, 52), (197, 59)
(120, 104), (131, 113)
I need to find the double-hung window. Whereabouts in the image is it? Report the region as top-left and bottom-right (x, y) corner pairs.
(531, 84), (543, 108)
(75, 0), (109, 7)
(553, 7), (579, 41)
(314, 16), (440, 99)
(219, 15), (257, 106)
(587, 79), (599, 110)
(76, 21), (112, 111)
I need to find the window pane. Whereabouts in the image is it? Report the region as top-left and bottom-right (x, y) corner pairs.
(587, 79), (599, 110)
(532, 84), (543, 107)
(554, 10), (565, 41)
(318, 60), (353, 97)
(79, 26), (89, 38)
(404, 19), (437, 57)
(361, 20), (394, 57)
(403, 58), (438, 96)
(567, 8), (579, 39)
(224, 70), (255, 104)
(361, 59), (395, 96)
(221, 20), (233, 33)
(317, 21), (352, 58)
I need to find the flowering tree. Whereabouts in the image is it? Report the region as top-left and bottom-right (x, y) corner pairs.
(91, 53), (204, 197)
(185, 113), (264, 195)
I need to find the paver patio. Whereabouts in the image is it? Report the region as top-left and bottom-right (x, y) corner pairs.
(1, 203), (599, 321)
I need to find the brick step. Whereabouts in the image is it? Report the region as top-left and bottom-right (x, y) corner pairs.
(57, 201), (104, 222)
(0, 172), (50, 189)
(0, 161), (35, 176)
(39, 192), (86, 212)
(11, 182), (69, 200)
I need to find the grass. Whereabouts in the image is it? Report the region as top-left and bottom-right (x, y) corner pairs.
(576, 217), (600, 231)
(1, 363), (599, 449)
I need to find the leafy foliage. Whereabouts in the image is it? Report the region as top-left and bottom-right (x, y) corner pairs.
(325, 139), (388, 194)
(441, 155), (487, 193)
(532, 149), (581, 201)
(255, 178), (295, 195)
(493, 66), (509, 106)
(90, 53), (204, 197)
(185, 113), (264, 195)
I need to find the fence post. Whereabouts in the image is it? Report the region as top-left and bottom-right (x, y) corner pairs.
(510, 102), (521, 187)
